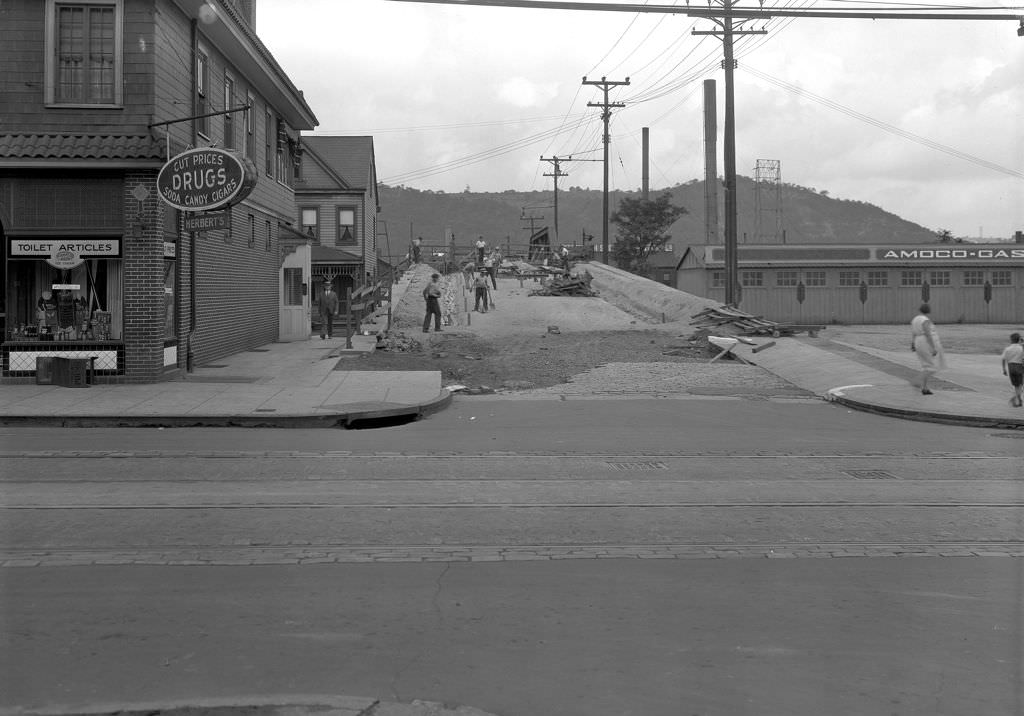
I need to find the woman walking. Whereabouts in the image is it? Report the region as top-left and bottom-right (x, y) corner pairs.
(910, 303), (945, 395)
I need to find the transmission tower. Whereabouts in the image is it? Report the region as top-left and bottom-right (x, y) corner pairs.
(754, 159), (783, 244)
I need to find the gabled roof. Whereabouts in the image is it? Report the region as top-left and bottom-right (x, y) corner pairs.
(299, 135), (376, 192)
(647, 251), (684, 270)
(0, 133), (165, 165)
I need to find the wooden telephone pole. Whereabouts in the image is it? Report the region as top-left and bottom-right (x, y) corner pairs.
(583, 76), (629, 265)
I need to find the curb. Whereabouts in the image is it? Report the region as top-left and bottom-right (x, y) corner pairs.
(0, 390), (454, 430)
(0, 694), (501, 716)
(828, 394), (1024, 430)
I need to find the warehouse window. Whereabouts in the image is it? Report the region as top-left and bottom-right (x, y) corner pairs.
(740, 271), (763, 287)
(900, 270), (923, 286)
(963, 270), (985, 286)
(839, 271), (860, 286)
(248, 214), (255, 248)
(804, 270), (826, 287)
(929, 270), (950, 286)
(711, 271), (725, 288)
(866, 271), (888, 287)
(776, 271), (798, 287)
(991, 270), (1012, 286)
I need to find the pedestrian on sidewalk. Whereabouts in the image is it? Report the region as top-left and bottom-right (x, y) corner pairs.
(1000, 332), (1023, 407)
(411, 236), (422, 264)
(318, 283), (339, 339)
(422, 273), (443, 333)
(910, 303), (945, 395)
(472, 272), (490, 312)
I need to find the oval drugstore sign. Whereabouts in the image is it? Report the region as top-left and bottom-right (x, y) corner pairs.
(157, 148), (258, 211)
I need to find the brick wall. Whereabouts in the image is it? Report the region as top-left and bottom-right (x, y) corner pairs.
(122, 170), (166, 382)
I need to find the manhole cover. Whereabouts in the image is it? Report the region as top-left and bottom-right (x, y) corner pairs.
(606, 461), (668, 471)
(843, 470), (898, 479)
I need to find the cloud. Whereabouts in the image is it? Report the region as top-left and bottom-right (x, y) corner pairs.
(497, 77), (559, 108)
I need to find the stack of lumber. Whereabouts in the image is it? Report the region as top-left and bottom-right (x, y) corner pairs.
(529, 271), (599, 297)
(691, 305), (783, 336)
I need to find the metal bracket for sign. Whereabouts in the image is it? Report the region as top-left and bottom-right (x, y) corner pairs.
(149, 104), (252, 161)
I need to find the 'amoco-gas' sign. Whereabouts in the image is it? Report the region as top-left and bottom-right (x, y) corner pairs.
(157, 147), (257, 211)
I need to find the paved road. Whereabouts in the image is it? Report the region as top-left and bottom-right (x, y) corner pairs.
(2, 400), (1022, 715)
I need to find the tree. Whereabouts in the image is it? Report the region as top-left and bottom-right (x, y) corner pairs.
(610, 192), (687, 274)
(935, 228), (954, 243)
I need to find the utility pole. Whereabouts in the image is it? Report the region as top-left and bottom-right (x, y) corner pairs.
(583, 75), (629, 265)
(520, 209), (544, 235)
(694, 0), (764, 306)
(390, 0), (1021, 296)
(540, 154), (570, 246)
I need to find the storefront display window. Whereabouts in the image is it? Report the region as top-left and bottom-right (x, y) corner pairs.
(163, 259), (175, 340)
(6, 255), (123, 342)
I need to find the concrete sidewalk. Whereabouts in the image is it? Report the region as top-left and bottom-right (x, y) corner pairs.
(731, 333), (1024, 429)
(0, 334), (449, 428)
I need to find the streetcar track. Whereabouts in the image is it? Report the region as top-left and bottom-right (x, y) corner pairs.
(4, 501), (1024, 510)
(0, 452), (1018, 459)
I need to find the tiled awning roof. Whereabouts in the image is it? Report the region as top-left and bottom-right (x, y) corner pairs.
(0, 133), (166, 163)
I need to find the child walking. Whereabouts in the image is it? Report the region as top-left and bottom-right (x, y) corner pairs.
(1001, 332), (1023, 407)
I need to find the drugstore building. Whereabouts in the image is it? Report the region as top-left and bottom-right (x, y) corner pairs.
(0, 0), (317, 382)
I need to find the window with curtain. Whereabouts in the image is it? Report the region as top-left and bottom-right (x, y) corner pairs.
(338, 208), (356, 244)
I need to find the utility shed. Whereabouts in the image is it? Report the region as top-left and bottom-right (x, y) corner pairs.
(675, 243), (1024, 324)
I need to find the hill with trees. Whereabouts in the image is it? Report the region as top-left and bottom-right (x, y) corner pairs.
(376, 177), (939, 260)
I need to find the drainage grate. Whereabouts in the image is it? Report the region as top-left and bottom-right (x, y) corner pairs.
(843, 469), (898, 480)
(606, 461), (668, 471)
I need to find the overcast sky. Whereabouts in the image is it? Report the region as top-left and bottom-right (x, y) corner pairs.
(255, 0), (1023, 239)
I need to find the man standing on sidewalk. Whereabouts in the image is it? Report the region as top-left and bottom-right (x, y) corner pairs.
(318, 283), (339, 340)
(422, 273), (443, 333)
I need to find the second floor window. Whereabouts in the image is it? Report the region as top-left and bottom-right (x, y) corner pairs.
(223, 74), (235, 148)
(196, 50), (209, 136)
(301, 208), (319, 239)
(50, 1), (121, 105)
(263, 109), (272, 175)
(245, 92), (255, 159)
(338, 209), (356, 244)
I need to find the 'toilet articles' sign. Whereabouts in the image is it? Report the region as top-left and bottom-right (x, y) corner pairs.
(157, 148), (257, 211)
(9, 239), (121, 269)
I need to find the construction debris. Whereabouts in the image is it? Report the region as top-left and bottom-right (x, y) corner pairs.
(375, 331), (422, 353)
(529, 271), (598, 297)
(691, 306), (826, 338)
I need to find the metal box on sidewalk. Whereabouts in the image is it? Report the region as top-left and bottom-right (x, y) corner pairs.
(52, 357), (90, 388)
(35, 357), (54, 385)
